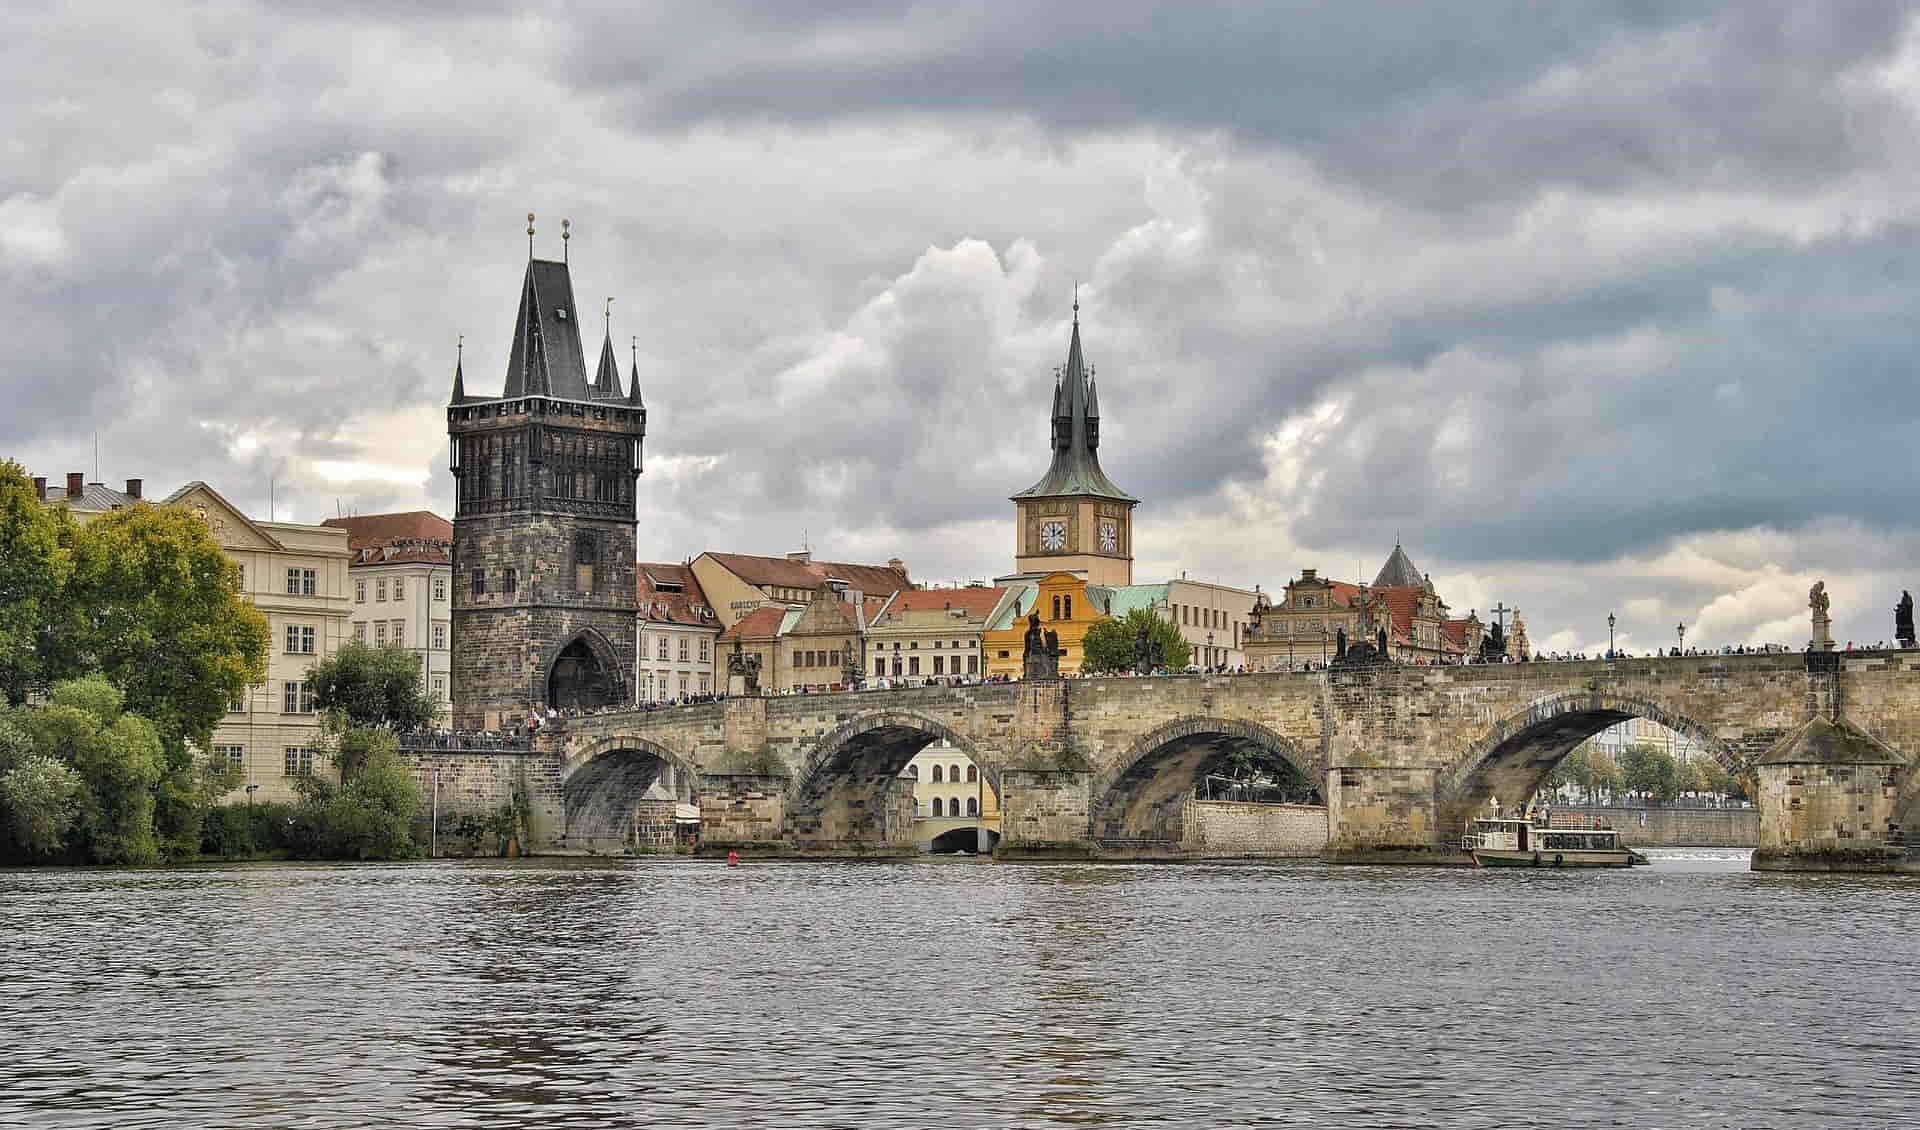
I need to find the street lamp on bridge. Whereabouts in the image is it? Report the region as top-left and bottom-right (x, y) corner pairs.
(1677, 622), (1686, 654)
(1607, 612), (1617, 658)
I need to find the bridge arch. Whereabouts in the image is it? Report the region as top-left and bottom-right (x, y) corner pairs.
(791, 710), (990, 853)
(1092, 716), (1321, 845)
(558, 734), (700, 852)
(1439, 690), (1738, 839)
(542, 627), (628, 711)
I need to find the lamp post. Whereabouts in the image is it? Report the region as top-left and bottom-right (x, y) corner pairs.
(1676, 621), (1686, 655)
(244, 783), (259, 855)
(1607, 612), (1617, 658)
(1207, 630), (1214, 672)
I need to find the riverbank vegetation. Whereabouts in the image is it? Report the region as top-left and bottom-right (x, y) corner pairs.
(1544, 741), (1745, 806)
(1082, 608), (1193, 674)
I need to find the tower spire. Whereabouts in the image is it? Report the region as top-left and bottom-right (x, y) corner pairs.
(628, 336), (645, 407)
(449, 335), (467, 404)
(591, 298), (622, 400)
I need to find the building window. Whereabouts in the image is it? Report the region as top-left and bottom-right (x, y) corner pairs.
(678, 638), (689, 661)
(933, 656), (944, 675)
(699, 639), (710, 663)
(678, 673), (689, 694)
(286, 568), (316, 596)
(375, 621), (387, 644)
(908, 765), (918, 779)
(352, 622), (366, 642)
(283, 746), (315, 777)
(932, 765), (944, 783)
(390, 620), (405, 645)
(503, 567), (517, 595)
(828, 650), (840, 669)
(433, 576), (447, 602)
(431, 675), (447, 701)
(355, 580), (366, 603)
(574, 533), (597, 594)
(967, 797), (979, 816)
(931, 797), (944, 817)
(432, 623), (447, 650)
(376, 577), (388, 602)
(698, 673), (710, 693)
(471, 569), (486, 595)
(393, 578), (405, 602)
(1064, 595), (1072, 620)
(213, 744), (244, 771)
(282, 681), (315, 714)
(968, 655), (979, 674)
(657, 636), (669, 660)
(967, 765), (978, 783)
(285, 625), (316, 654)
(227, 694), (246, 713)
(909, 657), (920, 675)
(949, 764), (961, 782)
(875, 659), (885, 676)
(892, 658), (902, 676)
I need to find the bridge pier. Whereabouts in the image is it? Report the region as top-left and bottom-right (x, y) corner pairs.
(695, 773), (790, 857)
(1323, 765), (1467, 865)
(996, 769), (1096, 859)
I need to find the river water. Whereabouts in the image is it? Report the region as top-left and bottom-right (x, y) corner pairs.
(3, 851), (1916, 1129)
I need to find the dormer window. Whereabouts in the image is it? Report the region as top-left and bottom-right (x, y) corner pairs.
(555, 307), (569, 320)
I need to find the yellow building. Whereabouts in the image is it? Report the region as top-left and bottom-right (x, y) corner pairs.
(982, 571), (1109, 678)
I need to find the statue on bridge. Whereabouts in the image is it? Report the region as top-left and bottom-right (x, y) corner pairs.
(1810, 580), (1834, 651)
(1896, 589), (1914, 649)
(727, 639), (762, 696)
(1480, 620), (1507, 662)
(1331, 624), (1391, 668)
(1132, 620), (1163, 675)
(1023, 611), (1063, 680)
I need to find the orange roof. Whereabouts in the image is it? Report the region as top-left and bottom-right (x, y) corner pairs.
(719, 606), (788, 642)
(637, 562), (719, 628)
(322, 511), (451, 550)
(703, 551), (909, 597)
(873, 586), (1006, 625)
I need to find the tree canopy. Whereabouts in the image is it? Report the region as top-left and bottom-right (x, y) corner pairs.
(1082, 607), (1193, 674)
(0, 461), (73, 706)
(308, 641), (438, 732)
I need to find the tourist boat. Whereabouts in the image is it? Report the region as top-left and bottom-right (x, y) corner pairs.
(1460, 808), (1649, 868)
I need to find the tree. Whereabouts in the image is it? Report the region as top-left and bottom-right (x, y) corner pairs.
(0, 461), (73, 706)
(54, 504), (269, 750)
(1, 755), (83, 857)
(290, 730), (420, 860)
(1544, 745), (1594, 802)
(1588, 749), (1624, 804)
(1081, 608), (1193, 673)
(308, 641), (438, 733)
(1620, 742), (1679, 804)
(13, 676), (165, 864)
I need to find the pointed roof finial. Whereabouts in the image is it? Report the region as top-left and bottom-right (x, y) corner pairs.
(526, 212), (536, 259)
(561, 218), (571, 262)
(450, 335), (468, 404)
(604, 295), (614, 337)
(1072, 280), (1079, 323)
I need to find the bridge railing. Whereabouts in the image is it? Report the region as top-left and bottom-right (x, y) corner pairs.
(395, 730), (534, 754)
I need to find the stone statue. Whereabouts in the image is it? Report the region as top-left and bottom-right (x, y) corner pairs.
(1810, 580), (1834, 651)
(1133, 620), (1155, 675)
(1897, 590), (1914, 648)
(726, 640), (762, 696)
(1023, 611), (1061, 680)
(1480, 621), (1506, 661)
(1335, 627), (1348, 660)
(1377, 626), (1389, 658)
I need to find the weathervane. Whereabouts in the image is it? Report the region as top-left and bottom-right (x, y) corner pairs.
(526, 212), (535, 258)
(604, 296), (614, 337)
(561, 217), (570, 262)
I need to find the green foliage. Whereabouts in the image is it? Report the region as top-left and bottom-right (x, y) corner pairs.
(287, 730), (421, 860)
(1, 755), (83, 858)
(201, 801), (297, 858)
(1544, 746), (1594, 800)
(1587, 749), (1624, 804)
(1081, 607), (1193, 673)
(1619, 742), (1680, 804)
(0, 461), (73, 707)
(11, 678), (165, 864)
(52, 504), (269, 749)
(308, 641), (438, 734)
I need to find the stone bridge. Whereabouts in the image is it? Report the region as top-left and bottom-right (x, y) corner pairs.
(407, 650), (1920, 861)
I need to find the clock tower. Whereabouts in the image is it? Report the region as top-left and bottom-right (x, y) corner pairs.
(1010, 301), (1137, 585)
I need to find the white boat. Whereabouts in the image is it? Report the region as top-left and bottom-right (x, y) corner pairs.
(1460, 807), (1647, 868)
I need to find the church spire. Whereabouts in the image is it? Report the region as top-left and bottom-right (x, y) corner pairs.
(627, 336), (645, 407)
(449, 336), (467, 404)
(1011, 296), (1135, 504)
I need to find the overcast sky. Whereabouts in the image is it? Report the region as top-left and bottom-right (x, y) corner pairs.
(7, 1), (1920, 655)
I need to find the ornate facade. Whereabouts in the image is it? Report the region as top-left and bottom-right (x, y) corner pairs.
(1244, 544), (1490, 668)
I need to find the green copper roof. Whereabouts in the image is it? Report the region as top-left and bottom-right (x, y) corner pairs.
(1011, 313), (1138, 504)
(1102, 584), (1168, 618)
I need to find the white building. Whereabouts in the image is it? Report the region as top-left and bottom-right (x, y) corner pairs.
(636, 562), (721, 702)
(1163, 576), (1262, 669)
(321, 512), (454, 714)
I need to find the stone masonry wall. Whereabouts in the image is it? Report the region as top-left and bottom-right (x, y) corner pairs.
(1551, 806), (1758, 847)
(1181, 801), (1329, 857)
(998, 769), (1092, 858)
(697, 773), (789, 854)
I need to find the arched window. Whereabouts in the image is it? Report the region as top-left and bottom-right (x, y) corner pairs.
(931, 765), (943, 783)
(907, 765), (918, 779)
(949, 764), (961, 782)
(1051, 594), (1061, 620)
(967, 797), (979, 816)
(966, 765), (978, 783)
(1064, 594), (1073, 620)
(931, 797), (943, 817)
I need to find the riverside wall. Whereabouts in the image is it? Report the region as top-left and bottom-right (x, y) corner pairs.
(1553, 806), (1757, 847)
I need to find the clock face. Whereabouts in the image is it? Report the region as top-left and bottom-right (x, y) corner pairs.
(1039, 520), (1067, 551)
(1099, 520), (1118, 552)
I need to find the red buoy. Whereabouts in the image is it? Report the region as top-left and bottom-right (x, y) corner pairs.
(726, 850), (741, 867)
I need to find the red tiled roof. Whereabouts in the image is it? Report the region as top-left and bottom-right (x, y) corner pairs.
(873, 586), (1006, 625)
(636, 562), (719, 627)
(719, 606), (788, 642)
(321, 511), (451, 549)
(704, 551), (910, 598)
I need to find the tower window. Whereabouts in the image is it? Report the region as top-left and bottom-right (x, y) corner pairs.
(471, 569), (486, 596)
(574, 533), (597, 593)
(503, 568), (517, 594)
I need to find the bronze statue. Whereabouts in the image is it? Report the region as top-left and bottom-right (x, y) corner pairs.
(1335, 627), (1348, 660)
(1023, 611), (1061, 680)
(1898, 589), (1914, 647)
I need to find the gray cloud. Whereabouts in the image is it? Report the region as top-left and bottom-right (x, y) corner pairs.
(5, 0), (1920, 654)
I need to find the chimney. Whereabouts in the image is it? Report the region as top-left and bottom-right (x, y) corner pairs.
(786, 550), (811, 564)
(1301, 568), (1317, 580)
(32, 476), (46, 502)
(66, 472), (84, 500)
(887, 557), (905, 574)
(124, 478), (143, 500)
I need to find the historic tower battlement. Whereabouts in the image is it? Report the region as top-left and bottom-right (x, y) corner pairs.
(447, 236), (645, 729)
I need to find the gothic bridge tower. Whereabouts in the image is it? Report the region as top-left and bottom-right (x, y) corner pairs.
(1010, 300), (1138, 585)
(448, 233), (646, 729)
